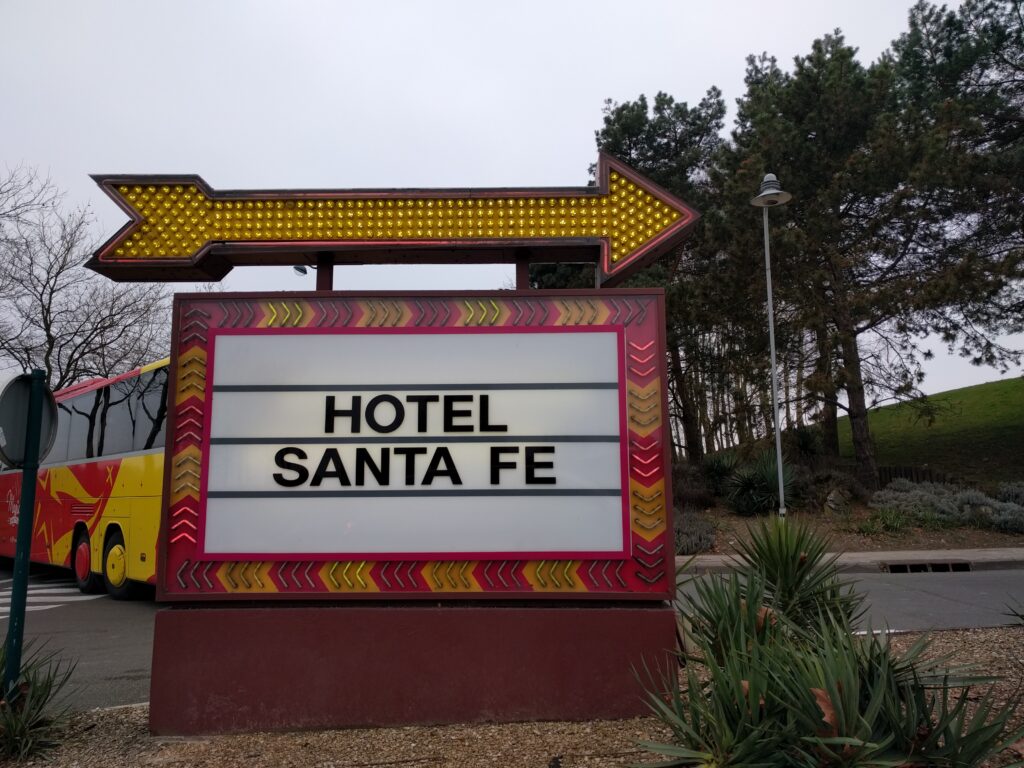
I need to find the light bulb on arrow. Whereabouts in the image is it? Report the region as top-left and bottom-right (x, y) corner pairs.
(87, 153), (700, 287)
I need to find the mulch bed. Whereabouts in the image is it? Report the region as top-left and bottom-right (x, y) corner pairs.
(22, 626), (1024, 768)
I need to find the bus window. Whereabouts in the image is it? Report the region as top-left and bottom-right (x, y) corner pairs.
(45, 402), (72, 465)
(67, 390), (102, 460)
(133, 367), (168, 451)
(97, 377), (138, 456)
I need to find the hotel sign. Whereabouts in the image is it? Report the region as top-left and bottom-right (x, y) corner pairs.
(159, 291), (672, 600)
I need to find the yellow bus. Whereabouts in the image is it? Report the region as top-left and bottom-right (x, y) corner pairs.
(0, 359), (168, 598)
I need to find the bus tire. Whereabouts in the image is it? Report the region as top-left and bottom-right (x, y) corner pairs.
(72, 529), (104, 594)
(102, 529), (140, 600)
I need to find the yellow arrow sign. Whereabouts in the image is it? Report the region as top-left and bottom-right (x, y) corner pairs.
(88, 153), (699, 286)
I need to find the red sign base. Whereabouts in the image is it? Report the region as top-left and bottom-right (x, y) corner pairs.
(149, 604), (677, 735)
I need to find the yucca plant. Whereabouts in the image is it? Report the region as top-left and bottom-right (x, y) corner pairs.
(732, 517), (864, 631)
(682, 570), (780, 666)
(0, 641), (75, 760)
(885, 673), (1024, 767)
(640, 630), (789, 768)
(701, 451), (740, 498)
(770, 616), (904, 768)
(642, 520), (1021, 768)
(727, 452), (793, 517)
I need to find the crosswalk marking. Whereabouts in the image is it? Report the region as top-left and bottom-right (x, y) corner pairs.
(0, 579), (106, 619)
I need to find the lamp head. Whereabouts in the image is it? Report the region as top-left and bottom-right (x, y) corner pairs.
(292, 265), (309, 276)
(750, 173), (792, 208)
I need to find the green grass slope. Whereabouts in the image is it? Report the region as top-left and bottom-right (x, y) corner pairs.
(837, 377), (1024, 486)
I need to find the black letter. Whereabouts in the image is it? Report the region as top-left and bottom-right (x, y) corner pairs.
(525, 446), (556, 484)
(311, 448), (351, 486)
(355, 447), (390, 486)
(394, 447), (427, 485)
(405, 394), (439, 432)
(479, 395), (508, 432)
(325, 395), (361, 434)
(443, 395), (474, 432)
(365, 394), (405, 433)
(273, 447), (309, 487)
(490, 446), (519, 484)
(422, 447), (463, 485)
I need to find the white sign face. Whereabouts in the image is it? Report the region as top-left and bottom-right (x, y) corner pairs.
(202, 328), (627, 559)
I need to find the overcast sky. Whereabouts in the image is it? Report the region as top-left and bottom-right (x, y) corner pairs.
(1, 0), (1020, 394)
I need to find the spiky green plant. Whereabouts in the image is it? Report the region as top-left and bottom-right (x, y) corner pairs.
(701, 451), (740, 498)
(682, 570), (780, 667)
(641, 520), (1021, 768)
(639, 640), (788, 768)
(771, 621), (896, 768)
(0, 641), (75, 760)
(726, 453), (793, 517)
(732, 517), (864, 630)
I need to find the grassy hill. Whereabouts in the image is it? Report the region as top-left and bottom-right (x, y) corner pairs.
(837, 377), (1024, 486)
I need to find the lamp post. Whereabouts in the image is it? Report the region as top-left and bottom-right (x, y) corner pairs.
(750, 174), (791, 518)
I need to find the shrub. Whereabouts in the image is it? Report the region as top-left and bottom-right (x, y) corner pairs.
(726, 453), (793, 517)
(782, 424), (823, 468)
(0, 642), (75, 760)
(733, 517), (863, 630)
(812, 469), (870, 508)
(988, 503), (1024, 534)
(644, 520), (1023, 767)
(870, 480), (1024, 532)
(701, 451), (739, 497)
(996, 481), (1024, 507)
(672, 463), (715, 511)
(674, 511), (716, 556)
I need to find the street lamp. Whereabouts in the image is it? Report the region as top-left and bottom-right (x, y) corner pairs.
(751, 174), (792, 518)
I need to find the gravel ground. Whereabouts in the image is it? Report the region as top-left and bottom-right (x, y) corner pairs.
(13, 626), (1024, 768)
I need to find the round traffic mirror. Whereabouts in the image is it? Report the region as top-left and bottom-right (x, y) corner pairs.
(0, 374), (58, 469)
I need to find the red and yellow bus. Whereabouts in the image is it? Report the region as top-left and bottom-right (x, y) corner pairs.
(0, 359), (168, 598)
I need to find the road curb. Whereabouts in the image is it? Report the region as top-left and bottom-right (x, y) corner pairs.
(679, 547), (1024, 575)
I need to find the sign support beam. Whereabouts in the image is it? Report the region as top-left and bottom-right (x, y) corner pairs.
(3, 370), (45, 700)
(315, 252), (334, 291)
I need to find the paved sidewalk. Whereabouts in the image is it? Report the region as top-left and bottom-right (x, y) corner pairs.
(680, 547), (1024, 574)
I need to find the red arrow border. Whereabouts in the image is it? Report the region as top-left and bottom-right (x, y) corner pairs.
(87, 153), (700, 287)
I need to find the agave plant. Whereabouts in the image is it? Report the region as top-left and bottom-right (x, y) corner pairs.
(681, 570), (782, 667)
(640, 626), (788, 768)
(701, 451), (740, 498)
(772, 618), (897, 768)
(0, 641), (75, 760)
(726, 452), (792, 517)
(641, 520), (1021, 768)
(885, 673), (1024, 767)
(732, 517), (864, 631)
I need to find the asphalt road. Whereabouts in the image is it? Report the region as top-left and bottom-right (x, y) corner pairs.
(0, 561), (156, 711)
(3, 560), (1024, 712)
(853, 569), (1024, 631)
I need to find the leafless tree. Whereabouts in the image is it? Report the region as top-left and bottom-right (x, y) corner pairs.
(0, 170), (171, 390)
(0, 165), (60, 233)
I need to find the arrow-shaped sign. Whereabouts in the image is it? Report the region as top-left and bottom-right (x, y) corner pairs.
(87, 153), (699, 286)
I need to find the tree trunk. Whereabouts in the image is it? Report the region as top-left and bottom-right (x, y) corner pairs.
(783, 358), (793, 430)
(838, 330), (879, 490)
(795, 340), (805, 428)
(668, 344), (704, 464)
(815, 328), (840, 458)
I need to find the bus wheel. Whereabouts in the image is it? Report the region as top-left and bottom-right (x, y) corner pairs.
(72, 530), (103, 594)
(102, 529), (139, 600)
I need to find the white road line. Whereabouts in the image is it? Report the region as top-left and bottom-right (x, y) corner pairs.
(0, 576), (107, 620)
(0, 605), (62, 618)
(0, 595), (107, 604)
